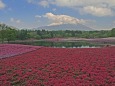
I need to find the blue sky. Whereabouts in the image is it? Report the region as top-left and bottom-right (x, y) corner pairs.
(0, 0), (115, 30)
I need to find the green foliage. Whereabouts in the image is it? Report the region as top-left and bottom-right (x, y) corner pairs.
(0, 24), (114, 43)
(111, 28), (115, 37)
(17, 30), (30, 40)
(0, 24), (17, 43)
(16, 29), (112, 40)
(0, 24), (7, 43)
(5, 28), (17, 42)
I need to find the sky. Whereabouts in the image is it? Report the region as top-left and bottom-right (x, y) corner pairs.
(0, 0), (115, 30)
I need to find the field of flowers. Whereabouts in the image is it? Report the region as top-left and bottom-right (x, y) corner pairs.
(0, 44), (42, 59)
(0, 44), (115, 86)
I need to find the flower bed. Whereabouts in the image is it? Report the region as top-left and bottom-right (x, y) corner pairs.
(0, 45), (115, 85)
(0, 44), (42, 59)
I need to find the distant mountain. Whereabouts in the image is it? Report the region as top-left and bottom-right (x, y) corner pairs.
(35, 24), (94, 31)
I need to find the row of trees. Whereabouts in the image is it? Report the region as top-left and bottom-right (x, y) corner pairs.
(20, 29), (114, 39)
(0, 24), (115, 43)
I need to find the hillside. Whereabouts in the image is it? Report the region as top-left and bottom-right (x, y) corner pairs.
(36, 24), (94, 31)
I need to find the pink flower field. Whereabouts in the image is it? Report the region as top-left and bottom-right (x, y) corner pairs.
(0, 44), (42, 59)
(0, 44), (115, 86)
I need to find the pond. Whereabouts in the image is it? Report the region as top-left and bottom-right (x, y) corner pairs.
(10, 41), (102, 48)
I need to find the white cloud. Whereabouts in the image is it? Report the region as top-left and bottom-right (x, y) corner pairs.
(81, 6), (113, 17)
(0, 0), (6, 9)
(52, 0), (115, 17)
(53, 0), (115, 8)
(35, 15), (41, 18)
(39, 0), (49, 7)
(27, 0), (49, 7)
(48, 22), (63, 26)
(44, 13), (86, 26)
(27, 0), (115, 8)
(27, 0), (34, 3)
(10, 18), (21, 24)
(27, 0), (115, 17)
(53, 0), (80, 7)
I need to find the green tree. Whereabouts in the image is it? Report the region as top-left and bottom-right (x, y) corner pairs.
(17, 30), (29, 40)
(0, 24), (7, 43)
(111, 28), (115, 37)
(5, 28), (17, 43)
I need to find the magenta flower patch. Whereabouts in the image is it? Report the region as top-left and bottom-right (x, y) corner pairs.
(0, 45), (115, 85)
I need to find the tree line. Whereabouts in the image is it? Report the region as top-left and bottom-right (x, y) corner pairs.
(0, 24), (115, 43)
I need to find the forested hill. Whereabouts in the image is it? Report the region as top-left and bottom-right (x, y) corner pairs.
(36, 24), (94, 31)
